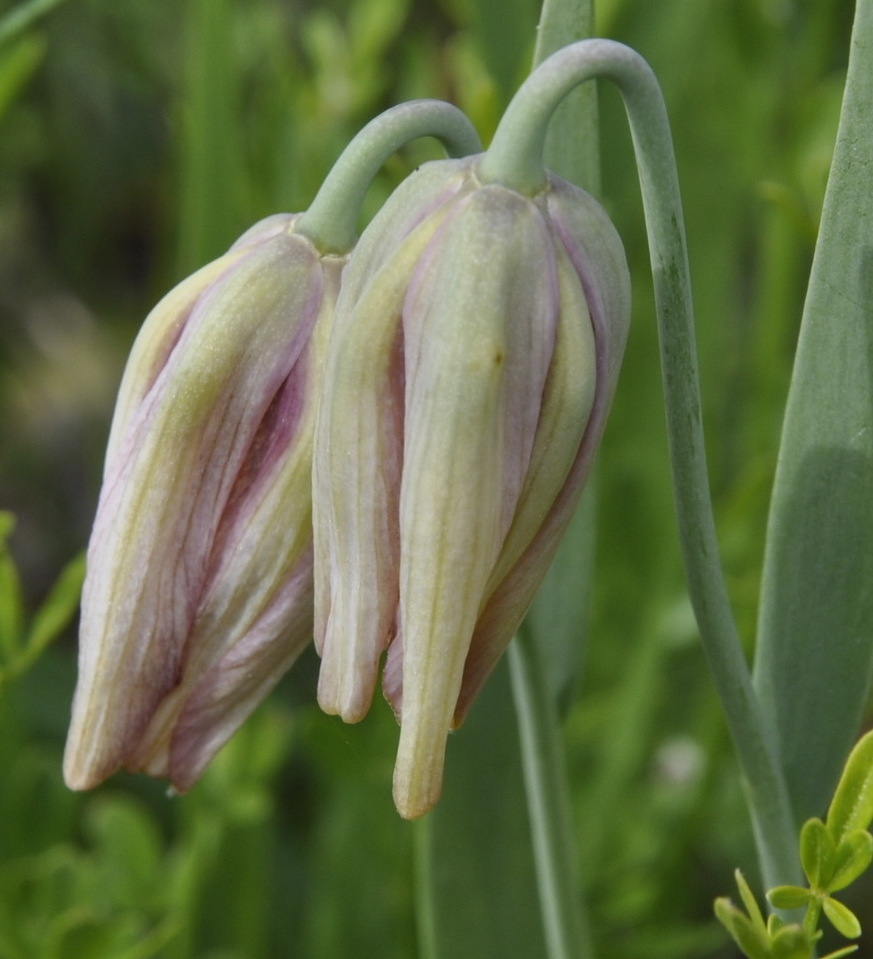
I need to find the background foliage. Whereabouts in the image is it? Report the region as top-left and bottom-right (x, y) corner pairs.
(0, 0), (867, 957)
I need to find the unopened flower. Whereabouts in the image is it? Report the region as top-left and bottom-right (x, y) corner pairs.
(63, 100), (481, 795)
(313, 156), (630, 818)
(64, 215), (342, 792)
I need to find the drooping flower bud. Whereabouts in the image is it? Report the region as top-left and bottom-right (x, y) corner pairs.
(63, 99), (481, 794)
(64, 215), (342, 792)
(313, 156), (630, 819)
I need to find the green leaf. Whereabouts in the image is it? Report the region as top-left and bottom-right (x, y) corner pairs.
(417, 658), (550, 959)
(769, 924), (813, 959)
(23, 553), (85, 662)
(0, 0), (66, 48)
(465, 0), (539, 103)
(532, 0), (598, 191)
(767, 886), (812, 911)
(822, 897), (862, 939)
(820, 947), (859, 959)
(83, 794), (164, 910)
(0, 33), (44, 122)
(175, 0), (248, 275)
(826, 730), (873, 842)
(736, 869), (768, 938)
(828, 829), (873, 892)
(349, 0), (408, 63)
(752, 0), (873, 825)
(714, 898), (770, 959)
(0, 513), (24, 664)
(800, 818), (837, 889)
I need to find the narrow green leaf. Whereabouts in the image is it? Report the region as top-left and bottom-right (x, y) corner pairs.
(767, 886), (813, 911)
(0, 513), (24, 663)
(466, 0), (539, 103)
(417, 659), (549, 959)
(83, 794), (164, 908)
(800, 818), (837, 889)
(0, 0), (66, 48)
(175, 0), (248, 275)
(820, 946), (859, 959)
(349, 0), (408, 62)
(532, 0), (598, 191)
(714, 898), (770, 959)
(753, 0), (873, 825)
(736, 869), (769, 938)
(826, 730), (873, 842)
(0, 32), (44, 122)
(822, 897), (862, 939)
(828, 830), (873, 892)
(23, 553), (85, 663)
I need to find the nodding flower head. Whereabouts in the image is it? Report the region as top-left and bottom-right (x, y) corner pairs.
(62, 99), (483, 797)
(312, 156), (630, 819)
(64, 215), (343, 793)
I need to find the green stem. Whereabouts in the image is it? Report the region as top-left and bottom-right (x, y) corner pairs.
(483, 39), (800, 889)
(296, 100), (481, 254)
(508, 634), (593, 959)
(803, 897), (822, 940)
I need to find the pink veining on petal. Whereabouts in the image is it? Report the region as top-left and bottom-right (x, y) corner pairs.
(66, 232), (324, 789)
(381, 191), (559, 726)
(315, 319), (405, 720)
(452, 184), (630, 725)
(166, 547), (314, 790)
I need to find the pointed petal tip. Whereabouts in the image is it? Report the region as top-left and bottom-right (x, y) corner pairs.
(392, 767), (443, 820)
(62, 744), (113, 792)
(391, 716), (450, 819)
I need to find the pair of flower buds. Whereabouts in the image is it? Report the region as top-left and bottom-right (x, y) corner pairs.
(64, 77), (631, 819)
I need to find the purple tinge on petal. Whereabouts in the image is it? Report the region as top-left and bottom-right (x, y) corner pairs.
(547, 178), (630, 407)
(379, 191), (560, 731)
(207, 351), (311, 573)
(386, 188), (559, 818)
(105, 251), (252, 466)
(65, 230), (324, 790)
(130, 339), (324, 786)
(313, 193), (469, 724)
(314, 321), (405, 720)
(165, 548), (314, 790)
(230, 213), (299, 251)
(452, 183), (630, 725)
(381, 626), (404, 718)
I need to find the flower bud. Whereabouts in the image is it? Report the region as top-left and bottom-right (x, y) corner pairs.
(313, 156), (630, 818)
(64, 215), (343, 792)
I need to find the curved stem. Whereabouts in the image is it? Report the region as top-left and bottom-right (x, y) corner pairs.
(485, 39), (800, 889)
(296, 100), (481, 254)
(508, 633), (593, 959)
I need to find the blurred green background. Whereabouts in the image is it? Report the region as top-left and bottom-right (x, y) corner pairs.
(0, 0), (865, 956)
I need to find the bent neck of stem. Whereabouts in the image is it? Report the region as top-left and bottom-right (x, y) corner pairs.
(296, 100), (481, 254)
(484, 38), (801, 888)
(479, 40), (652, 196)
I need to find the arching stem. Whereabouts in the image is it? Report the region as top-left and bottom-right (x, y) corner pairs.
(296, 100), (481, 254)
(484, 38), (800, 890)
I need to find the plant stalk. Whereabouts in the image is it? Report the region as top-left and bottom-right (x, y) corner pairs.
(482, 38), (800, 889)
(509, 633), (593, 959)
(296, 100), (481, 254)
